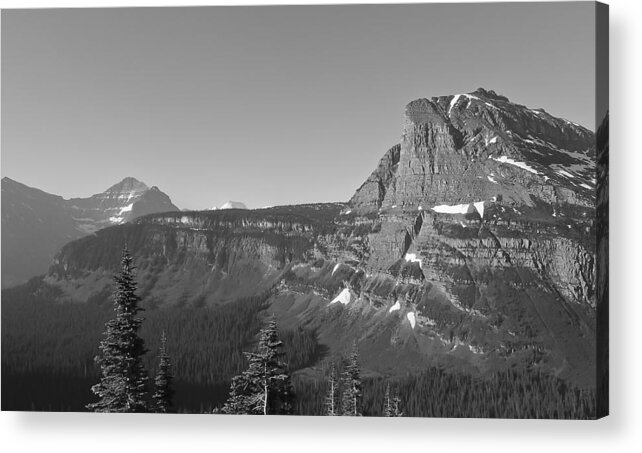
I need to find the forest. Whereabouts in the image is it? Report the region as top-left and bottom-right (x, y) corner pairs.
(1, 267), (596, 418)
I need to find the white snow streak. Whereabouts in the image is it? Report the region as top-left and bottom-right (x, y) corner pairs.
(431, 203), (474, 215)
(332, 263), (341, 276)
(492, 156), (540, 175)
(118, 203), (134, 215)
(448, 94), (462, 115)
(487, 175), (498, 184)
(389, 301), (401, 313)
(556, 169), (575, 179)
(448, 94), (498, 116)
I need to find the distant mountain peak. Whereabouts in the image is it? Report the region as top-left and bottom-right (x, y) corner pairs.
(219, 201), (248, 210)
(2, 176), (180, 286)
(105, 177), (149, 193)
(120, 176), (145, 185)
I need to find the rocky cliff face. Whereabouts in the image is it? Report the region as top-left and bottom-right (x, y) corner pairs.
(1, 177), (179, 287)
(37, 90), (602, 386)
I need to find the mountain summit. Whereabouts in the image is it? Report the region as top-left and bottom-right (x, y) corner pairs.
(1, 177), (179, 287)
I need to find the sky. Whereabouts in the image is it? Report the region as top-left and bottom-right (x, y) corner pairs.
(1, 3), (597, 210)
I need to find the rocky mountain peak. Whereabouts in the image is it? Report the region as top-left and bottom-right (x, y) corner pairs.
(470, 87), (510, 102)
(352, 89), (596, 213)
(103, 177), (149, 195)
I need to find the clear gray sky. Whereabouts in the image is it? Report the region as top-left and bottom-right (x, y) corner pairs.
(1, 3), (597, 210)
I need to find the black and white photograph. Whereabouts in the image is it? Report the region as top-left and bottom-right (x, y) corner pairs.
(1, 0), (609, 423)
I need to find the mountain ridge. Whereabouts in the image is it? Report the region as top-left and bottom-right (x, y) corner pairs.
(1, 176), (180, 287)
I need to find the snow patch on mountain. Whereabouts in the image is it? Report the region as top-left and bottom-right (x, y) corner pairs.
(118, 203), (134, 215)
(556, 169), (575, 179)
(330, 288), (352, 305)
(485, 136), (498, 146)
(492, 155), (540, 175)
(431, 201), (485, 218)
(448, 93), (498, 116)
(404, 253), (423, 268)
(432, 203), (472, 215)
(407, 312), (416, 329)
(473, 201), (485, 219)
(389, 301), (401, 313)
(448, 94), (462, 115)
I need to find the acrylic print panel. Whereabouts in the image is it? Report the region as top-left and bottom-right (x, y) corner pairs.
(0, 2), (608, 418)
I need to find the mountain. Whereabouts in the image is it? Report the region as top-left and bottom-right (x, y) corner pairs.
(210, 201), (248, 210)
(1, 177), (179, 287)
(3, 89), (605, 411)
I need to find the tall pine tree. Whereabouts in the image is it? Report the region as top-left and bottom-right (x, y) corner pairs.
(152, 331), (175, 413)
(341, 343), (362, 416)
(391, 393), (403, 417)
(87, 247), (149, 413)
(384, 382), (392, 417)
(325, 362), (339, 416)
(384, 382), (403, 417)
(222, 316), (294, 415)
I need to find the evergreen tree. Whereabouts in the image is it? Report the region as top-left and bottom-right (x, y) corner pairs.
(391, 393), (403, 417)
(341, 343), (362, 416)
(152, 331), (175, 413)
(221, 375), (251, 415)
(325, 362), (339, 416)
(384, 382), (392, 417)
(384, 382), (403, 417)
(222, 316), (295, 415)
(87, 248), (149, 412)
